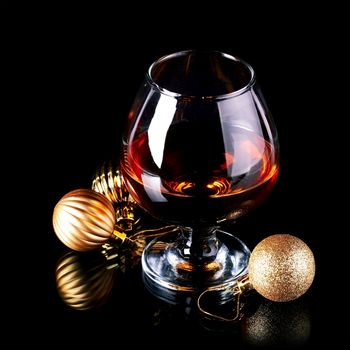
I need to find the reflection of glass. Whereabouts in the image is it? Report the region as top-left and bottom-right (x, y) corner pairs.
(55, 251), (115, 310)
(121, 50), (279, 296)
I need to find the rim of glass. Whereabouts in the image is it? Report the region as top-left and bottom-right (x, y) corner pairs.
(146, 50), (256, 100)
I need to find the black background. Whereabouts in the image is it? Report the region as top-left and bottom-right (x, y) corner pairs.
(30, 4), (348, 348)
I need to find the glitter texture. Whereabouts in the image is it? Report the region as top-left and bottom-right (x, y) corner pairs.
(248, 234), (315, 302)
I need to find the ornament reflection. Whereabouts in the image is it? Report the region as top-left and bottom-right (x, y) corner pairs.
(55, 235), (147, 310)
(55, 251), (115, 310)
(245, 299), (311, 348)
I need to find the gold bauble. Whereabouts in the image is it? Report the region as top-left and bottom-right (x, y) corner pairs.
(248, 234), (315, 302)
(56, 251), (115, 310)
(92, 161), (129, 204)
(53, 189), (115, 251)
(92, 161), (139, 231)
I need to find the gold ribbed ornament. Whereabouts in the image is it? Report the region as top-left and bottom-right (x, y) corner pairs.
(56, 251), (115, 310)
(248, 234), (315, 302)
(92, 161), (129, 204)
(92, 161), (139, 231)
(53, 189), (116, 251)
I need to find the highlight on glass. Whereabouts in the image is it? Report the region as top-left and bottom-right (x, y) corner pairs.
(120, 50), (279, 299)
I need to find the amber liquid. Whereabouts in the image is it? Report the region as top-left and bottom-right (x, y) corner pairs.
(121, 125), (279, 226)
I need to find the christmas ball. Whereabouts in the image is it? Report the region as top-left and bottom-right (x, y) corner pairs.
(56, 251), (115, 310)
(53, 189), (116, 251)
(92, 161), (140, 231)
(92, 161), (129, 205)
(248, 234), (315, 302)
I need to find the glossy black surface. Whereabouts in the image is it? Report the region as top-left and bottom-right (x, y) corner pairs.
(40, 7), (347, 349)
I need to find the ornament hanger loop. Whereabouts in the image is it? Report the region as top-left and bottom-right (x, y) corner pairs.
(197, 289), (243, 322)
(197, 274), (251, 322)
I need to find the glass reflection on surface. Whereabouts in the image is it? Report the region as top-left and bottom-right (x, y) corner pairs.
(55, 251), (115, 310)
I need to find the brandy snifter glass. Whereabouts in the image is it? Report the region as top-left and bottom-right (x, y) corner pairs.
(120, 50), (279, 298)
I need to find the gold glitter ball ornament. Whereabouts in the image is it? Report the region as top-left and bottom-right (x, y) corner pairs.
(248, 234), (315, 302)
(53, 189), (116, 251)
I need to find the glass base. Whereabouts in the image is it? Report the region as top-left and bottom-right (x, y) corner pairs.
(142, 228), (250, 303)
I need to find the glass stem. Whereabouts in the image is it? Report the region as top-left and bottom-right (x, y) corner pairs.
(189, 226), (219, 266)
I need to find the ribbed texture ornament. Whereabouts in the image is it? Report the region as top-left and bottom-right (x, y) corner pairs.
(92, 161), (129, 204)
(92, 161), (139, 231)
(53, 189), (116, 251)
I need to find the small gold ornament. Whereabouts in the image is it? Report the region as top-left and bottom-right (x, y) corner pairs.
(101, 234), (146, 272)
(248, 234), (315, 302)
(56, 251), (115, 310)
(52, 189), (116, 251)
(103, 225), (179, 270)
(92, 161), (129, 204)
(92, 161), (139, 231)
